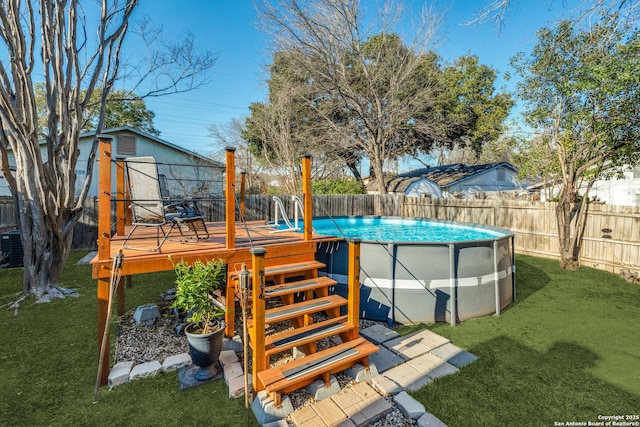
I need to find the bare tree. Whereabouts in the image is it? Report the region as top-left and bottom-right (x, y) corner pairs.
(468, 0), (640, 29)
(208, 118), (265, 192)
(0, 1), (216, 303)
(256, 0), (444, 194)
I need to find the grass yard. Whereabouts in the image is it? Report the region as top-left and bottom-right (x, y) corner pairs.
(0, 252), (638, 426)
(0, 251), (259, 427)
(410, 255), (640, 426)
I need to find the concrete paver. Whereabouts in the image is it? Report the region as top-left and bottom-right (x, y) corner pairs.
(360, 324), (400, 344)
(314, 398), (349, 426)
(430, 343), (478, 368)
(381, 362), (428, 389)
(407, 352), (446, 374)
(368, 346), (405, 373)
(261, 328), (477, 426)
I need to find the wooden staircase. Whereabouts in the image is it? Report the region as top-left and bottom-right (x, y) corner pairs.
(227, 241), (378, 406)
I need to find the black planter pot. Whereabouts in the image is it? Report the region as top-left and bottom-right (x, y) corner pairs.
(185, 322), (225, 381)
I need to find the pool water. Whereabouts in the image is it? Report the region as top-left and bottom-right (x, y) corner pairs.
(307, 216), (505, 242)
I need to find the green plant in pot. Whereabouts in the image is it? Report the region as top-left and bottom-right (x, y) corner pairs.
(170, 257), (227, 381)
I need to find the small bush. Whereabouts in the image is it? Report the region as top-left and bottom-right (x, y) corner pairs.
(312, 178), (365, 194)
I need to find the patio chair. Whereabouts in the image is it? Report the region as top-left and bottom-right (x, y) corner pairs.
(122, 157), (210, 252)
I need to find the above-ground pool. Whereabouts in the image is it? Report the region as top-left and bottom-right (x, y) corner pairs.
(303, 216), (515, 325)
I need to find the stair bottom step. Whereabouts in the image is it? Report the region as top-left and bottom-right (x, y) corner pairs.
(258, 337), (379, 396)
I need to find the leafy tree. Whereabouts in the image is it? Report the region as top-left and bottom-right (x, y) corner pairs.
(254, 1), (512, 192)
(0, 1), (216, 303)
(87, 89), (160, 136)
(512, 19), (640, 269)
(35, 86), (160, 136)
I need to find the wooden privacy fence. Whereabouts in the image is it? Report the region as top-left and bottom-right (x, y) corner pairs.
(1, 194), (638, 273)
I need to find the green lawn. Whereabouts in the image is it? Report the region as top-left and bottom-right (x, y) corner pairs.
(0, 251), (259, 427)
(0, 252), (638, 426)
(411, 255), (640, 426)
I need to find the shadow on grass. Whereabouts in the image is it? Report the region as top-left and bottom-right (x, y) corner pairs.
(511, 257), (551, 304)
(411, 335), (640, 427)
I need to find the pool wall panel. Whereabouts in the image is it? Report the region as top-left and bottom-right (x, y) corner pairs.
(315, 218), (515, 325)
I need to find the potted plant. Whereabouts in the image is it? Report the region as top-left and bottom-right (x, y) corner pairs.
(170, 257), (227, 381)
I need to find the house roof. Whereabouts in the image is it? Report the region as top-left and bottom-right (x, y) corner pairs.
(80, 126), (225, 167)
(381, 162), (518, 193)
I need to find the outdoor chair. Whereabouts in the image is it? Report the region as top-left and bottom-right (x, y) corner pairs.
(122, 156), (210, 252)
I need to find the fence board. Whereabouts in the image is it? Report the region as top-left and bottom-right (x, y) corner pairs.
(1, 194), (639, 273)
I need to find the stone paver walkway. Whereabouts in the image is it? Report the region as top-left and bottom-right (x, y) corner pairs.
(278, 325), (478, 427)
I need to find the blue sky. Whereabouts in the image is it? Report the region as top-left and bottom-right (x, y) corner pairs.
(133, 0), (584, 156)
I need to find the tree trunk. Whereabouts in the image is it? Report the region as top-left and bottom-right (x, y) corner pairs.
(17, 191), (77, 302)
(555, 188), (580, 270)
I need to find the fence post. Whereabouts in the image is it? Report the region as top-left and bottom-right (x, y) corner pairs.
(225, 147), (236, 249)
(302, 154), (312, 241)
(251, 247), (267, 392)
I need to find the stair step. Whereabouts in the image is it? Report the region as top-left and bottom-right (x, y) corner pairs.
(264, 276), (337, 299)
(258, 337), (379, 397)
(230, 260), (326, 281)
(264, 295), (346, 324)
(264, 315), (352, 357)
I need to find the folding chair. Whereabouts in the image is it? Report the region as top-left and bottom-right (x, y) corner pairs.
(122, 157), (210, 251)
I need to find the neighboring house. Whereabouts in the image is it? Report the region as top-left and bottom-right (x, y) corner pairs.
(0, 126), (225, 199)
(536, 165), (640, 206)
(589, 166), (640, 206)
(372, 162), (524, 198)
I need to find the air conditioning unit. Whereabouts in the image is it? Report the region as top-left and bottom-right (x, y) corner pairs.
(1, 230), (23, 268)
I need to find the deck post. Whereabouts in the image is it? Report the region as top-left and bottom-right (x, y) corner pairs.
(97, 135), (113, 261)
(302, 154), (312, 241)
(347, 239), (361, 340)
(115, 160), (125, 236)
(225, 147), (236, 249)
(96, 134), (114, 386)
(251, 248), (267, 392)
(240, 171), (246, 218)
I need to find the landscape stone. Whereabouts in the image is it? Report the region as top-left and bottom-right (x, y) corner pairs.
(133, 304), (160, 326)
(218, 349), (239, 366)
(417, 411), (449, 427)
(227, 373), (252, 399)
(223, 361), (244, 385)
(222, 335), (244, 352)
(394, 391), (426, 419)
(108, 360), (134, 388)
(129, 361), (161, 381)
(162, 353), (191, 372)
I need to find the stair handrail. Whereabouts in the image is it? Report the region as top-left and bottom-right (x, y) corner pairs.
(291, 195), (305, 231)
(271, 196), (298, 232)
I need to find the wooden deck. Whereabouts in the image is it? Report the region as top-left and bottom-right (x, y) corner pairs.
(91, 220), (338, 279)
